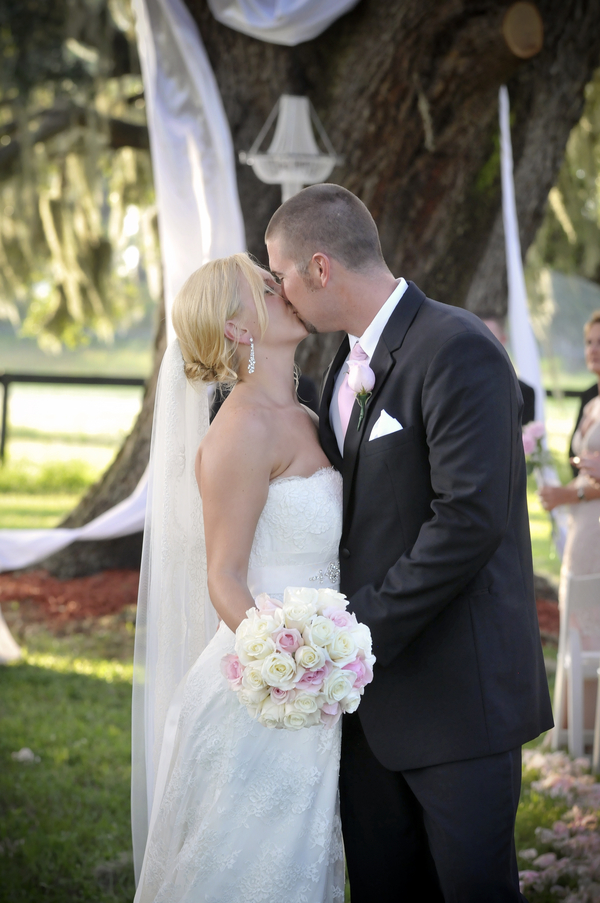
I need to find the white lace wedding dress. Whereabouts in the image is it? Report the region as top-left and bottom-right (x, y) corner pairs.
(134, 466), (345, 903)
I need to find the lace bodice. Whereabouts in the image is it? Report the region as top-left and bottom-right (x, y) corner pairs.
(247, 467), (343, 597)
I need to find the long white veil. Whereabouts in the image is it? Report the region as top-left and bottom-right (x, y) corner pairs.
(131, 339), (218, 881)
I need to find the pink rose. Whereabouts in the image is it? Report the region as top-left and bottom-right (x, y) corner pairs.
(273, 627), (303, 655)
(221, 653), (243, 689)
(323, 607), (357, 630)
(347, 361), (375, 394)
(270, 686), (295, 705)
(343, 657), (373, 689)
(528, 421), (545, 440)
(255, 593), (282, 612)
(522, 433), (536, 456)
(321, 702), (341, 729)
(295, 661), (333, 694)
(518, 870), (540, 888)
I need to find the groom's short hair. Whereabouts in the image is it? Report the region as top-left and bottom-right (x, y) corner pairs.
(265, 184), (385, 275)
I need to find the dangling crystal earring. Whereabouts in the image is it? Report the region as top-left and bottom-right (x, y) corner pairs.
(248, 337), (255, 374)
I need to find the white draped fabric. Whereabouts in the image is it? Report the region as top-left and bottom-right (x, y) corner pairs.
(207, 0), (360, 45)
(131, 340), (216, 881)
(500, 85), (567, 554)
(499, 86), (545, 423)
(133, 0), (246, 341)
(0, 473), (148, 572)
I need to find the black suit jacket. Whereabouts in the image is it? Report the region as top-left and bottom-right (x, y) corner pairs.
(319, 282), (553, 771)
(518, 379), (536, 426)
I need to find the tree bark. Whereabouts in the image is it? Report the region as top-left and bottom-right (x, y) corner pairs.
(45, 0), (600, 576)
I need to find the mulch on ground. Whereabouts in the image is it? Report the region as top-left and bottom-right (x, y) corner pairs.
(0, 567), (560, 640)
(536, 597), (560, 641)
(0, 569), (139, 624)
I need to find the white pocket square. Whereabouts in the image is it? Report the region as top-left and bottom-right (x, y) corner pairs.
(369, 410), (403, 441)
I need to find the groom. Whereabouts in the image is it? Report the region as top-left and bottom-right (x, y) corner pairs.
(266, 184), (553, 902)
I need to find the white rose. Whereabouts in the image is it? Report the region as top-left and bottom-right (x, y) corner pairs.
(283, 588), (319, 631)
(293, 692), (319, 714)
(236, 634), (276, 666)
(303, 615), (336, 648)
(282, 707), (309, 731)
(316, 588), (347, 613)
(235, 612), (257, 639)
(258, 699), (286, 729)
(248, 609), (284, 637)
(261, 652), (297, 689)
(322, 669), (356, 705)
(327, 630), (358, 666)
(340, 689), (362, 714)
(238, 686), (270, 710)
(282, 705), (320, 731)
(351, 623), (373, 656)
(241, 664), (268, 692)
(295, 644), (326, 671)
(284, 586), (318, 607)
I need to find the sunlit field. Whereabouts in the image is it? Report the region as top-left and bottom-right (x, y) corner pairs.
(0, 384), (145, 529)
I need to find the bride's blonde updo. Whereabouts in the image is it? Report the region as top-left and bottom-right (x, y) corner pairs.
(172, 252), (269, 385)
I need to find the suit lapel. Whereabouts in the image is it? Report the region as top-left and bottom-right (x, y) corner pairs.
(318, 335), (349, 473)
(341, 282), (426, 518)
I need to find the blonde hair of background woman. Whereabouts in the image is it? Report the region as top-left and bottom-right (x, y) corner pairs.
(584, 310), (600, 338)
(172, 253), (269, 384)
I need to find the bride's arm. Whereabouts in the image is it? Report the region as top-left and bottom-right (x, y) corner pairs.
(197, 408), (273, 633)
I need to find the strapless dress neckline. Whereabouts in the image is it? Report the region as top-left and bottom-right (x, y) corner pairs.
(269, 465), (337, 487)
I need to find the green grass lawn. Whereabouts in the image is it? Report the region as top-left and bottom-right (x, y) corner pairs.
(0, 494), (87, 529)
(0, 622), (136, 903)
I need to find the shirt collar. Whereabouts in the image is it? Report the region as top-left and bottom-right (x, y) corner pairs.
(348, 277), (408, 360)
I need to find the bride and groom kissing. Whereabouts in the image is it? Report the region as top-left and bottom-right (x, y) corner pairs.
(133, 184), (553, 903)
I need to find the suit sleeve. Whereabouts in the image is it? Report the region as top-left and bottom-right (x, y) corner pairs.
(349, 331), (522, 667)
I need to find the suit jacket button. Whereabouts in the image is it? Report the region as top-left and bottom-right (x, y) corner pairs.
(342, 548), (350, 559)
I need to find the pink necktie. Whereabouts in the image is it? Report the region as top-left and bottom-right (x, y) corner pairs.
(338, 342), (369, 439)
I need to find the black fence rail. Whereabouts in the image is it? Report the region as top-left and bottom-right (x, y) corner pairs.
(0, 372), (146, 463)
(0, 373), (591, 465)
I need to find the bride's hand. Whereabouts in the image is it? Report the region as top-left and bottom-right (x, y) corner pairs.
(572, 452), (600, 484)
(538, 485), (574, 511)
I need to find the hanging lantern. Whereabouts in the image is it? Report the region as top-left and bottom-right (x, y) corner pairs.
(240, 95), (343, 203)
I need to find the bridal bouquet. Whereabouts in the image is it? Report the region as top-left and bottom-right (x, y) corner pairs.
(522, 421), (552, 476)
(221, 587), (375, 730)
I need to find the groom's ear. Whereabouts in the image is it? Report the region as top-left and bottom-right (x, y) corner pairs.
(311, 253), (331, 288)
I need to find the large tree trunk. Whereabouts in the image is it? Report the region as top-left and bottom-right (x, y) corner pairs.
(46, 0), (600, 576)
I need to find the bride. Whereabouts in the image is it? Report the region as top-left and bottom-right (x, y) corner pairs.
(132, 253), (345, 902)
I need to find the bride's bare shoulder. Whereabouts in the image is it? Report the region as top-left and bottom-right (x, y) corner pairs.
(195, 398), (274, 493)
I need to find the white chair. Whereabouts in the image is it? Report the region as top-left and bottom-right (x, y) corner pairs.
(552, 572), (600, 758)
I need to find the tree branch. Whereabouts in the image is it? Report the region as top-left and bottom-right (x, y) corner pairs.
(0, 105), (149, 181)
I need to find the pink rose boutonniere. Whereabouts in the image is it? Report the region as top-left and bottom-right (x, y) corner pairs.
(347, 360), (376, 430)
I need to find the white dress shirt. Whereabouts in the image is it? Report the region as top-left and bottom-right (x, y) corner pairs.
(330, 277), (408, 455)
